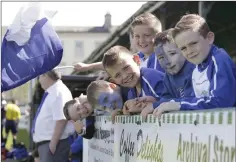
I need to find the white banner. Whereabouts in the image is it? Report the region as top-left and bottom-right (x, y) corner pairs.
(88, 116), (114, 162)
(85, 108), (236, 162)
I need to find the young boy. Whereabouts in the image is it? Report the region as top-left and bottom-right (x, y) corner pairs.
(86, 80), (123, 113)
(102, 45), (165, 114)
(63, 94), (95, 139)
(131, 12), (164, 72)
(154, 14), (236, 117)
(74, 13), (164, 72)
(140, 29), (195, 117)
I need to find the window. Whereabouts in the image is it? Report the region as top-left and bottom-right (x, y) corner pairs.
(75, 40), (84, 58)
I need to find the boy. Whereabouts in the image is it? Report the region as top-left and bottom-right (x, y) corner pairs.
(63, 94), (95, 139)
(102, 45), (164, 114)
(74, 13), (164, 72)
(140, 29), (195, 117)
(86, 80), (123, 112)
(154, 14), (236, 117)
(131, 13), (164, 72)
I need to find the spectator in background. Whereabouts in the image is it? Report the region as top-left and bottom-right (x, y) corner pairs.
(32, 70), (74, 162)
(4, 99), (21, 148)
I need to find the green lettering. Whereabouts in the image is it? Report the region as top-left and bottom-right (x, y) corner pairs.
(177, 133), (183, 161)
(224, 147), (229, 162)
(186, 141), (190, 162)
(213, 136), (219, 162)
(220, 140), (224, 162)
(231, 147), (236, 162)
(202, 144), (208, 162)
(198, 143), (202, 162)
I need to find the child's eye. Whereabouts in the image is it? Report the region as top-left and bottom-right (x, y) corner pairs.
(181, 47), (186, 51)
(134, 35), (140, 38)
(115, 73), (120, 78)
(170, 52), (176, 56)
(190, 42), (197, 46)
(158, 56), (164, 60)
(124, 66), (129, 71)
(144, 34), (150, 37)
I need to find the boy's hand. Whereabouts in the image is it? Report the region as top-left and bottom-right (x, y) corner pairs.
(140, 103), (154, 120)
(71, 121), (84, 134)
(153, 102), (181, 119)
(122, 99), (136, 114)
(73, 62), (90, 72)
(111, 109), (121, 124)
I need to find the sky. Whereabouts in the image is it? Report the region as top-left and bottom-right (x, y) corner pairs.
(2, 2), (147, 27)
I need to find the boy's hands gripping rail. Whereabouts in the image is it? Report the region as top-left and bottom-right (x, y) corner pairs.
(123, 96), (157, 120)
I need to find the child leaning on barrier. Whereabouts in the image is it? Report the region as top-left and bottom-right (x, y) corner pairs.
(140, 29), (195, 118)
(153, 14), (236, 118)
(63, 94), (95, 139)
(102, 45), (165, 115)
(86, 80), (124, 122)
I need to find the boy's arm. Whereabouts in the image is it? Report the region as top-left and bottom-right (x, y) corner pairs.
(74, 62), (103, 72)
(174, 56), (236, 110)
(153, 76), (175, 108)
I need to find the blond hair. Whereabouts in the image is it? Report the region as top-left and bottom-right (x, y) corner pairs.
(131, 12), (162, 34)
(172, 14), (210, 39)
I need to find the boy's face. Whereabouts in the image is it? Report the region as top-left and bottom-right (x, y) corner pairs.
(132, 24), (156, 55)
(155, 42), (186, 75)
(106, 54), (140, 88)
(96, 85), (123, 112)
(68, 95), (93, 121)
(174, 30), (214, 65)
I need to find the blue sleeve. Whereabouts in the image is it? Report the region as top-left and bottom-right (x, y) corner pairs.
(70, 136), (83, 153)
(179, 54), (236, 110)
(150, 70), (165, 100)
(152, 76), (174, 108)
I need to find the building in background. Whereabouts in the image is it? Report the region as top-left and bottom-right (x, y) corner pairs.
(1, 13), (117, 104)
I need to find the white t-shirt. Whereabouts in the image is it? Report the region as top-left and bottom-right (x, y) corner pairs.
(33, 80), (74, 143)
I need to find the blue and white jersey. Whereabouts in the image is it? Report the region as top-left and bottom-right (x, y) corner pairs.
(137, 52), (164, 72)
(176, 45), (236, 110)
(128, 68), (164, 100)
(153, 61), (195, 108)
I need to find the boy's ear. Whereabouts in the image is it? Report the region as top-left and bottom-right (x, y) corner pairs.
(133, 55), (141, 65)
(206, 31), (215, 44)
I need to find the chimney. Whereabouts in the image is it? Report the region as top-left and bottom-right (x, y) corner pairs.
(104, 12), (112, 29)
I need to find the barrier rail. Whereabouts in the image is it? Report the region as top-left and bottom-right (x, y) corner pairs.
(83, 108), (236, 162)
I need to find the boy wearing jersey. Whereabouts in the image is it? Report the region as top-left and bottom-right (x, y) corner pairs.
(140, 29), (195, 118)
(153, 14), (236, 117)
(102, 45), (164, 114)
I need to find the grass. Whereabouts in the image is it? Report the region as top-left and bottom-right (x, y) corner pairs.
(2, 128), (30, 150)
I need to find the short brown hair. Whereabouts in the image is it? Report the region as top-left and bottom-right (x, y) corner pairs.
(102, 45), (133, 70)
(154, 29), (174, 47)
(131, 12), (162, 33)
(172, 14), (210, 39)
(63, 99), (77, 120)
(86, 80), (110, 107)
(46, 70), (61, 81)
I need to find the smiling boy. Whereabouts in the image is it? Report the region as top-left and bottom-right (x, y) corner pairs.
(153, 14), (236, 117)
(102, 45), (164, 114)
